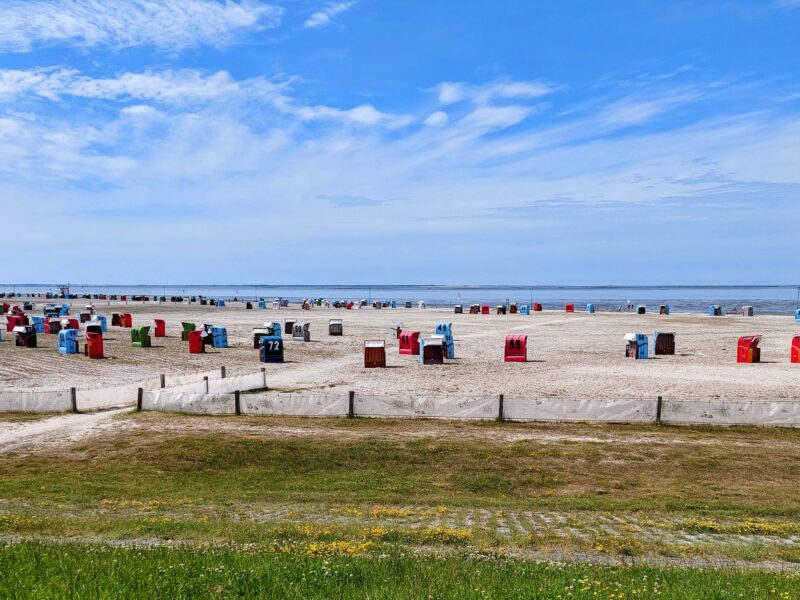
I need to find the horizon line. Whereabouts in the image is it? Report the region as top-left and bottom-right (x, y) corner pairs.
(3, 283), (800, 291)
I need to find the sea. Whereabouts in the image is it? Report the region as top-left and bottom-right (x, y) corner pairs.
(3, 284), (800, 315)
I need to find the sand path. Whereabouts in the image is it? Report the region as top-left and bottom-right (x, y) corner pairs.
(0, 408), (130, 453)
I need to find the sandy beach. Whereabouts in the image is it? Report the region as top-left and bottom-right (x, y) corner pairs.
(2, 298), (798, 400)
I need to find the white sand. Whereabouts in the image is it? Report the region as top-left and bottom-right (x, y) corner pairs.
(1, 298), (799, 400)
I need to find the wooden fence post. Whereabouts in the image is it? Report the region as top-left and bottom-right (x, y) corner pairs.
(70, 387), (78, 414)
(204, 376), (209, 393)
(656, 395), (663, 424)
(348, 391), (355, 418)
(136, 387), (143, 412)
(234, 390), (241, 416)
(160, 374), (166, 388)
(221, 366), (226, 379)
(497, 394), (504, 423)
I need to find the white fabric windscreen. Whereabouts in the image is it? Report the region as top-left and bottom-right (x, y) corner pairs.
(166, 381), (210, 394)
(207, 372), (266, 394)
(503, 397), (657, 423)
(141, 391), (235, 414)
(662, 399), (800, 427)
(354, 395), (497, 419)
(163, 369), (223, 387)
(242, 394), (349, 416)
(71, 370), (233, 411)
(78, 370), (227, 410)
(77, 381), (158, 411)
(0, 390), (72, 413)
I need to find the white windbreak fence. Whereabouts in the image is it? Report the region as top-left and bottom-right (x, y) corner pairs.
(164, 370), (223, 388)
(0, 368), (228, 413)
(242, 394), (349, 416)
(77, 381), (158, 411)
(77, 369), (226, 411)
(504, 397), (657, 423)
(6, 371), (800, 428)
(166, 381), (210, 394)
(0, 390), (73, 413)
(135, 392), (800, 427)
(141, 391), (235, 415)
(208, 372), (266, 394)
(662, 399), (800, 427)
(137, 372), (267, 414)
(355, 395), (497, 419)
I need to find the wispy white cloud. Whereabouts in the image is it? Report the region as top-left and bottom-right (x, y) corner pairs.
(422, 79), (554, 140)
(288, 102), (411, 128)
(119, 104), (163, 121)
(0, 68), (256, 103)
(597, 89), (704, 127)
(304, 1), (356, 28)
(423, 111), (448, 127)
(460, 105), (533, 130)
(1, 70), (798, 284)
(436, 79), (554, 106)
(0, 66), (411, 130)
(4, 73), (794, 205)
(0, 0), (282, 53)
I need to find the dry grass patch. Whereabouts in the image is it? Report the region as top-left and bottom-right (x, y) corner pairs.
(0, 412), (61, 423)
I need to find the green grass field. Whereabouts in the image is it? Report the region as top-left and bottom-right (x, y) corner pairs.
(1, 541), (798, 599)
(4, 413), (800, 514)
(2, 413), (799, 596)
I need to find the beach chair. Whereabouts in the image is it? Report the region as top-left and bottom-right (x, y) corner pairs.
(181, 322), (196, 341)
(131, 326), (151, 348)
(364, 340), (386, 368)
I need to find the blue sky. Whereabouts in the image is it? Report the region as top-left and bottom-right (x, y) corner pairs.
(1, 0), (798, 285)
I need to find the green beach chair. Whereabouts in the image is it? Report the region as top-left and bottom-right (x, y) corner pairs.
(131, 326), (151, 348)
(181, 322), (196, 342)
